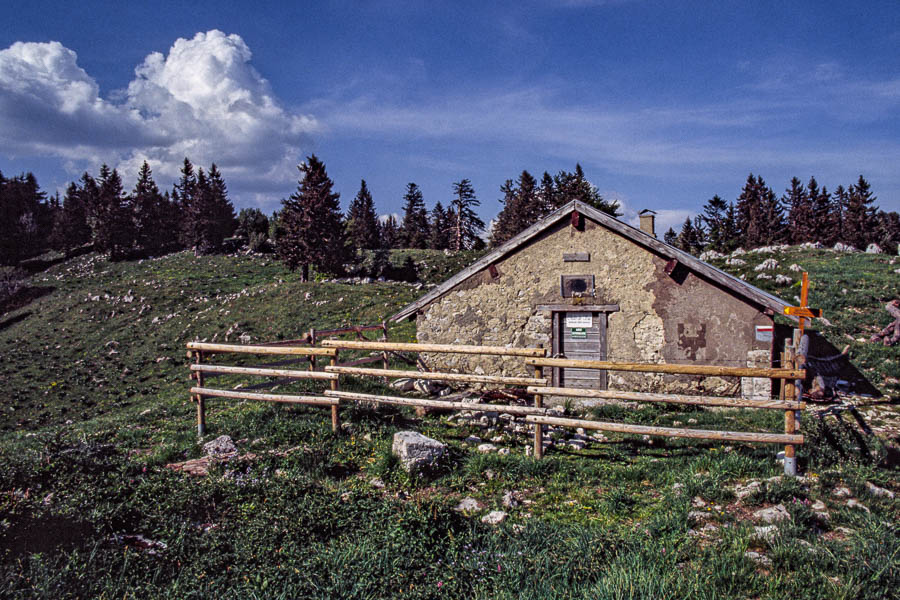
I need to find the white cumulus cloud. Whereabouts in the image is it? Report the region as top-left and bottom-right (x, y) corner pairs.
(0, 31), (316, 208)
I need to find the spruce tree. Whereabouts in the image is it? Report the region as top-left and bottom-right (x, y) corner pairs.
(808, 177), (836, 246)
(663, 227), (678, 246)
(489, 179), (518, 247)
(379, 215), (402, 250)
(174, 158), (198, 249)
(346, 179), (381, 250)
(554, 164), (621, 216)
(874, 210), (900, 254)
(400, 183), (429, 249)
(677, 216), (702, 255)
(450, 179), (485, 251)
(785, 176), (814, 244)
(736, 174), (782, 248)
(131, 161), (166, 256)
(205, 164), (237, 251)
(428, 202), (453, 250)
(0, 171), (48, 264)
(277, 155), (346, 280)
(539, 171), (557, 214)
(832, 185), (849, 245)
(58, 181), (92, 252)
(700, 195), (730, 252)
(92, 165), (133, 260)
(843, 175), (877, 249)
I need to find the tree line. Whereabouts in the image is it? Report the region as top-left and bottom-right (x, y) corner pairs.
(0, 158), (238, 266)
(666, 174), (900, 255)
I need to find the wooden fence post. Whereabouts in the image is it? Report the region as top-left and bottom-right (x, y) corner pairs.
(381, 321), (389, 371)
(194, 350), (207, 438)
(782, 339), (796, 476)
(308, 327), (316, 371)
(330, 349), (340, 433)
(533, 364), (544, 459)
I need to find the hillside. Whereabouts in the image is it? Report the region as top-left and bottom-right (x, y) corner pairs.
(1, 247), (898, 599)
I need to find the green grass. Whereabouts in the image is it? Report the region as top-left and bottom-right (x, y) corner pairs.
(1, 248), (898, 599)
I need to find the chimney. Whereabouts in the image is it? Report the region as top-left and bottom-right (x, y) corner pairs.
(639, 209), (656, 238)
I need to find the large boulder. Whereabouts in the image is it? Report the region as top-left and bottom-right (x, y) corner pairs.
(391, 431), (447, 472)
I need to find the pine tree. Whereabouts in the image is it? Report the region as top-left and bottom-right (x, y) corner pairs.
(0, 171), (48, 264)
(832, 185), (849, 245)
(205, 164), (237, 251)
(400, 183), (429, 249)
(58, 181), (91, 252)
(807, 177), (836, 246)
(735, 174), (783, 248)
(539, 171), (557, 215)
(346, 179), (381, 250)
(277, 155), (346, 280)
(92, 165), (133, 260)
(874, 210), (900, 254)
(379, 215), (402, 249)
(700, 195), (731, 252)
(677, 216), (702, 255)
(428, 202), (453, 250)
(553, 164), (621, 216)
(131, 161), (167, 256)
(174, 158), (198, 249)
(843, 175), (877, 249)
(785, 176), (814, 244)
(489, 179), (518, 246)
(450, 179), (485, 252)
(663, 227), (678, 245)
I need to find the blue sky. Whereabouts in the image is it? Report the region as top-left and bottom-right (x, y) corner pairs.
(1, 1), (898, 233)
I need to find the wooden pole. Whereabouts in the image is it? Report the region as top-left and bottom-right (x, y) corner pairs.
(324, 390), (550, 416)
(325, 365), (547, 387)
(381, 322), (389, 372)
(783, 337), (797, 476)
(186, 342), (337, 357)
(524, 357), (804, 379)
(309, 327), (316, 371)
(330, 350), (340, 433)
(320, 339), (547, 357)
(525, 415), (804, 445)
(189, 364), (338, 380)
(195, 351), (206, 438)
(533, 365), (544, 459)
(524, 386), (804, 411)
(190, 387), (339, 406)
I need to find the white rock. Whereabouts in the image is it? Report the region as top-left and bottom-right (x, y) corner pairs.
(865, 243), (883, 254)
(745, 551), (773, 568)
(699, 250), (724, 261)
(391, 431), (447, 472)
(755, 273), (773, 280)
(846, 499), (870, 513)
(391, 378), (416, 392)
(789, 263), (803, 272)
(464, 435), (482, 444)
(502, 491), (520, 508)
(369, 477), (386, 489)
(753, 504), (791, 524)
(833, 242), (858, 253)
(775, 274), (793, 285)
(730, 248), (746, 256)
(455, 497), (484, 512)
(203, 435), (237, 457)
(481, 510), (507, 525)
(477, 443), (498, 453)
(734, 481), (762, 502)
(865, 482), (895, 499)
(832, 486), (852, 498)
(497, 448), (511, 456)
(753, 525), (779, 543)
(725, 257), (747, 266)
(755, 258), (779, 271)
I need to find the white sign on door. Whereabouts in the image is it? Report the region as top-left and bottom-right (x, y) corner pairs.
(565, 314), (592, 328)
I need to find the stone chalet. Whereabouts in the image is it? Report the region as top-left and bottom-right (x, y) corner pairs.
(391, 201), (797, 399)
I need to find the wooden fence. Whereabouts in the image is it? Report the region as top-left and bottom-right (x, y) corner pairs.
(186, 332), (809, 475)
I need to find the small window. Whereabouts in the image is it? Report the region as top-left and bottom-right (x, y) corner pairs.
(560, 275), (594, 298)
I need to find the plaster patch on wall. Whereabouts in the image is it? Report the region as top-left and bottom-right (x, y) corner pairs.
(632, 314), (665, 362)
(741, 349), (772, 400)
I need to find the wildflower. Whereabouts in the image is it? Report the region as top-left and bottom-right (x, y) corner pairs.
(437, 582), (443, 588)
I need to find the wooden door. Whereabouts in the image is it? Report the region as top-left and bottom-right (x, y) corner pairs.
(552, 311), (607, 389)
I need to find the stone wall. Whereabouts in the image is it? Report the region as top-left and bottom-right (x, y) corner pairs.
(415, 217), (774, 396)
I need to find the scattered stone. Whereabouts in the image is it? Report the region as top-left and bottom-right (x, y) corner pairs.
(687, 418), (697, 425)
(369, 477), (386, 489)
(413, 379), (441, 395)
(744, 551), (772, 568)
(502, 491), (520, 508)
(811, 499), (830, 521)
(114, 534), (168, 555)
(497, 448), (511, 456)
(481, 510), (507, 525)
(752, 525), (778, 544)
(789, 263), (803, 272)
(692, 496), (707, 508)
(725, 257), (746, 266)
(203, 435), (237, 457)
(484, 469), (496, 480)
(755, 258), (779, 271)
(865, 482), (895, 499)
(455, 497), (484, 513)
(477, 443), (498, 453)
(391, 431), (447, 472)
(672, 482), (685, 493)
(833, 242), (858, 253)
(391, 378), (416, 392)
(688, 510), (712, 523)
(753, 504), (791, 524)
(464, 435), (482, 444)
(865, 243), (883, 254)
(567, 439), (586, 450)
(699, 250), (724, 261)
(775, 274), (793, 285)
(832, 486), (852, 498)
(755, 273), (773, 280)
(734, 481), (762, 502)
(846, 499), (870, 513)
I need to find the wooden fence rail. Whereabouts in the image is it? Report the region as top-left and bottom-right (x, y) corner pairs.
(187, 331), (808, 475)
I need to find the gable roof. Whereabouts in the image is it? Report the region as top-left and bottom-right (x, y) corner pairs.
(391, 200), (793, 321)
